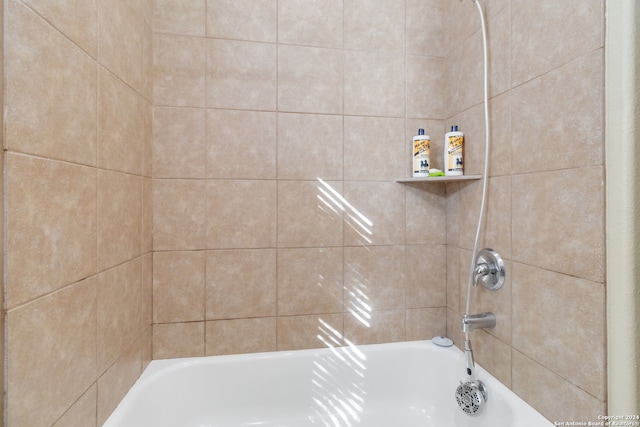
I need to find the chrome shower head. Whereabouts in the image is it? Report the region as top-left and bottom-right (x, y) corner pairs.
(455, 380), (487, 416)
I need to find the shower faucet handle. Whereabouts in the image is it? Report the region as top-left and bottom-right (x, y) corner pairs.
(473, 248), (505, 290)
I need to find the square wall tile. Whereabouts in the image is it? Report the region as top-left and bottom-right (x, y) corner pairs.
(153, 251), (205, 323)
(206, 318), (277, 355)
(344, 116), (405, 181)
(405, 183), (447, 245)
(512, 168), (604, 282)
(153, 107), (206, 178)
(277, 113), (343, 180)
(154, 0), (205, 36)
(278, 45), (343, 114)
(7, 0), (97, 166)
(6, 154), (97, 308)
(206, 249), (277, 319)
(278, 180), (344, 248)
(277, 314), (344, 350)
(20, 0), (97, 57)
(344, 310), (405, 345)
(152, 179), (206, 250)
(97, 341), (141, 425)
(206, 0), (276, 42)
(207, 109), (276, 179)
(406, 56), (446, 119)
(406, 0), (451, 57)
(97, 260), (143, 374)
(406, 245), (446, 308)
(278, 0), (342, 48)
(344, 0), (404, 52)
(344, 50), (405, 117)
(344, 246), (405, 313)
(343, 181), (405, 246)
(206, 180), (277, 249)
(512, 51), (604, 174)
(277, 247), (344, 316)
(7, 278), (96, 427)
(53, 385), (96, 427)
(206, 39), (276, 111)
(512, 263), (605, 401)
(406, 308), (446, 341)
(97, 170), (142, 271)
(153, 322), (205, 359)
(98, 67), (145, 175)
(511, 0), (604, 86)
(99, 0), (143, 91)
(154, 34), (205, 107)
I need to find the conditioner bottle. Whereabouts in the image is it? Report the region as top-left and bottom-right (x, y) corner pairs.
(444, 125), (464, 176)
(412, 129), (431, 177)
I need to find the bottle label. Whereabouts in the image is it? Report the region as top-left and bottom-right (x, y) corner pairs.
(446, 135), (464, 172)
(413, 138), (431, 173)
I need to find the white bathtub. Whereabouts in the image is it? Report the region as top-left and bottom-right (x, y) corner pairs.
(103, 340), (553, 427)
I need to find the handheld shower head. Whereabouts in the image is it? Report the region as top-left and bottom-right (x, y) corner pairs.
(454, 339), (488, 416)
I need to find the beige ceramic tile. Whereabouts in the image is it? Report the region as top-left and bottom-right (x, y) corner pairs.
(444, 48), (460, 119)
(512, 350), (606, 423)
(446, 308), (463, 348)
(206, 0), (276, 42)
(512, 51), (604, 174)
(206, 318), (277, 355)
(142, 177), (152, 253)
(344, 50), (405, 117)
(206, 39), (277, 110)
(143, 100), (153, 177)
(97, 342), (141, 425)
(344, 246), (405, 313)
(511, 0), (604, 86)
(6, 154), (97, 308)
(406, 56), (446, 119)
(206, 180), (277, 249)
(153, 107), (206, 178)
(141, 253), (153, 330)
(277, 180), (344, 248)
(278, 0), (342, 48)
(97, 260), (143, 374)
(343, 182), (405, 246)
(206, 249), (277, 319)
(445, 183), (460, 246)
(446, 246), (460, 312)
(406, 245), (446, 308)
(512, 263), (606, 401)
(406, 0), (451, 57)
(406, 308), (446, 341)
(277, 314), (344, 350)
(471, 329), (512, 388)
(154, 0), (205, 36)
(97, 170), (142, 271)
(344, 0), (404, 52)
(344, 310), (405, 345)
(344, 116), (405, 181)
(99, 0), (143, 91)
(7, 278), (97, 427)
(21, 0), (98, 57)
(277, 247), (344, 316)
(153, 322), (205, 359)
(142, 22), (153, 102)
(405, 184), (447, 245)
(153, 251), (205, 323)
(154, 34), (205, 107)
(6, 0), (97, 166)
(278, 45), (343, 114)
(53, 385), (97, 427)
(98, 68), (145, 175)
(152, 179), (206, 250)
(207, 109), (276, 179)
(278, 113), (343, 180)
(512, 168), (605, 282)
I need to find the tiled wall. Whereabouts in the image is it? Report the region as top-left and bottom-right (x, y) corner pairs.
(4, 0), (153, 425)
(151, 0), (449, 358)
(444, 0), (606, 421)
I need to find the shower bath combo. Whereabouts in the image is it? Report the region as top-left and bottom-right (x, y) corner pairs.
(453, 0), (507, 417)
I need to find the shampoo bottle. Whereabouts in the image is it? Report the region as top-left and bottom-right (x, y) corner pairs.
(413, 129), (431, 177)
(444, 125), (464, 176)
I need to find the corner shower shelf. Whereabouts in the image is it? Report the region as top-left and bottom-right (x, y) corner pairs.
(395, 175), (482, 184)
